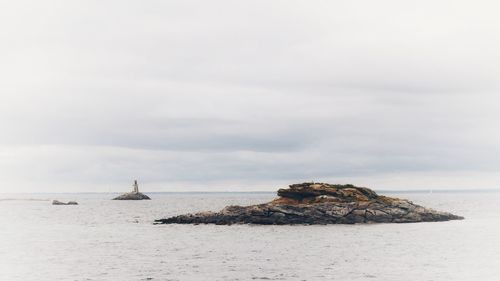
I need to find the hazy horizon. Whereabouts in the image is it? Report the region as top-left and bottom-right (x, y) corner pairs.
(3, 188), (500, 195)
(1, 0), (500, 192)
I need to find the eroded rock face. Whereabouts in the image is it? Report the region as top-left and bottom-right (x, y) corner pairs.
(155, 182), (463, 225)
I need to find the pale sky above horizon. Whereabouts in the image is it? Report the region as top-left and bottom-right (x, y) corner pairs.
(1, 0), (500, 192)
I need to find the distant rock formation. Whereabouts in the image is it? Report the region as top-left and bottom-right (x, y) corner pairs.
(52, 200), (78, 205)
(113, 180), (151, 200)
(155, 182), (463, 225)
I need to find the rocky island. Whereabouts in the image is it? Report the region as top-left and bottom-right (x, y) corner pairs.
(155, 182), (463, 225)
(113, 180), (151, 200)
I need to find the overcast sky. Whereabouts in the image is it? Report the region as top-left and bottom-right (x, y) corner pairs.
(1, 0), (499, 192)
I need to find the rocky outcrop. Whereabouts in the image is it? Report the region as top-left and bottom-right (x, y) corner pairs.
(113, 192), (151, 200)
(52, 200), (78, 205)
(154, 182), (463, 225)
(113, 180), (151, 200)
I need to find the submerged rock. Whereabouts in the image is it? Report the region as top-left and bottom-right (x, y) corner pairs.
(52, 200), (78, 205)
(154, 182), (463, 225)
(113, 180), (151, 200)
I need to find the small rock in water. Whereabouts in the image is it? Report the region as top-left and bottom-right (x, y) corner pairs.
(113, 192), (151, 200)
(154, 182), (464, 225)
(112, 180), (151, 200)
(52, 200), (78, 205)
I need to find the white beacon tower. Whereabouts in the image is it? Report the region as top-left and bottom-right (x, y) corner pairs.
(133, 180), (139, 193)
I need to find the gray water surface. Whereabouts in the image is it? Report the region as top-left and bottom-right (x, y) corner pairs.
(0, 192), (498, 281)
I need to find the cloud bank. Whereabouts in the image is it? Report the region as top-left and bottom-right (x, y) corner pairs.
(1, 0), (499, 192)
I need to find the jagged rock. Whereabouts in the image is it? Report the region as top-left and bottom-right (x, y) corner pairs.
(52, 200), (78, 205)
(113, 180), (151, 200)
(154, 182), (463, 225)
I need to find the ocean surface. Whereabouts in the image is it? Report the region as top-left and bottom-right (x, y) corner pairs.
(1, 191), (499, 281)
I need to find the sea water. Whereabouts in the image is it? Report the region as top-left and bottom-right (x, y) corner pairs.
(0, 191), (499, 281)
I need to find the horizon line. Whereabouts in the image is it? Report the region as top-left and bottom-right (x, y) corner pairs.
(2, 188), (500, 195)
